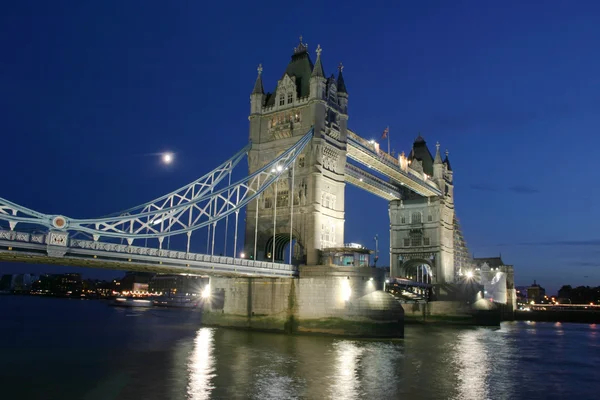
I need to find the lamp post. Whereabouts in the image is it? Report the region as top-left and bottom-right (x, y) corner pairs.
(374, 234), (379, 267)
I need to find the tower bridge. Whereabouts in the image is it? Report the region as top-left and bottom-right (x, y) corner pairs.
(0, 37), (493, 335)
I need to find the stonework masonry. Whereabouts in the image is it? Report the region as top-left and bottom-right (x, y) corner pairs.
(244, 39), (348, 266)
(202, 267), (404, 337)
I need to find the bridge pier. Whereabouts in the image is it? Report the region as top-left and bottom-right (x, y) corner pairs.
(202, 266), (404, 337)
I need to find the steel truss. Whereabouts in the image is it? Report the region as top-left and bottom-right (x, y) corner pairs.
(0, 130), (313, 246)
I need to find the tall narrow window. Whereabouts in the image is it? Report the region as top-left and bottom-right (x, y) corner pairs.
(428, 215), (433, 222)
(298, 155), (305, 168)
(423, 237), (430, 245)
(412, 212), (422, 224)
(277, 190), (289, 207)
(264, 197), (272, 209)
(287, 93), (293, 104)
(401, 216), (406, 224)
(279, 95), (285, 106)
(404, 238), (410, 247)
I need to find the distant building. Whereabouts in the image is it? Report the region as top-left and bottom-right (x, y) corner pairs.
(148, 274), (209, 296)
(119, 272), (154, 293)
(527, 280), (546, 303)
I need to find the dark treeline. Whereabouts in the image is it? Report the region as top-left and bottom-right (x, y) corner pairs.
(558, 285), (600, 304)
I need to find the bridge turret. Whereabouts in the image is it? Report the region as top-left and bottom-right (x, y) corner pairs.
(337, 62), (348, 114)
(250, 64), (265, 116)
(443, 149), (454, 200)
(309, 44), (327, 102)
(433, 141), (444, 188)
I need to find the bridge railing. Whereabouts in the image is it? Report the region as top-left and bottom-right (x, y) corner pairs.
(0, 229), (297, 273)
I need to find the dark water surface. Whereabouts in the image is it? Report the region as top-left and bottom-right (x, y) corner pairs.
(0, 296), (598, 399)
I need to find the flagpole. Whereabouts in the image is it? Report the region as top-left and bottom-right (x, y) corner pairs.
(387, 126), (390, 154)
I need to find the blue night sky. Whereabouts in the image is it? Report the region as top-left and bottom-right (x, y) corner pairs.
(2, 1), (599, 293)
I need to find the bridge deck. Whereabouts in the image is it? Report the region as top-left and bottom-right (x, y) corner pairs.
(344, 163), (401, 200)
(346, 130), (441, 197)
(0, 229), (297, 278)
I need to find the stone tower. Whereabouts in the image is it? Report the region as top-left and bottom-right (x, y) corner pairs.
(388, 136), (456, 284)
(244, 38), (348, 266)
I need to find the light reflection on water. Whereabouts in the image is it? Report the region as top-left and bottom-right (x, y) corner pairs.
(0, 297), (599, 400)
(187, 328), (215, 400)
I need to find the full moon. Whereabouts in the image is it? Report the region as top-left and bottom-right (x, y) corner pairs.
(162, 153), (173, 164)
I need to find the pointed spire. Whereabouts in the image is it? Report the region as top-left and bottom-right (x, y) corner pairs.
(252, 64), (264, 95)
(311, 44), (325, 78)
(337, 62), (348, 94)
(434, 141), (443, 164)
(444, 149), (453, 171)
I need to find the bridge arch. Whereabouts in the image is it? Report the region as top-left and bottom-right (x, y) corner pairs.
(401, 259), (433, 284)
(264, 232), (305, 266)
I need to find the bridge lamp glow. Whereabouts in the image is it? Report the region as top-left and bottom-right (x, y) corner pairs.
(201, 284), (211, 299)
(341, 279), (352, 302)
(240, 252), (246, 258)
(276, 165), (283, 172)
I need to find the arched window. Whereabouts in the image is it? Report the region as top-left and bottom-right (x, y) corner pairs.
(412, 212), (422, 224)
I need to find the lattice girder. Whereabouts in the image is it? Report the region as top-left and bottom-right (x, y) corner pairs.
(0, 129), (313, 242)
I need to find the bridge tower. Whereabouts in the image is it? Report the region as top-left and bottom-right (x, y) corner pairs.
(244, 38), (348, 265)
(389, 137), (456, 284)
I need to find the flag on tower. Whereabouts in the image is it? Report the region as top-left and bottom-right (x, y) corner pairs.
(381, 127), (389, 140)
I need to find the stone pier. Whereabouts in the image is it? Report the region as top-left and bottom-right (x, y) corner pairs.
(202, 266), (404, 338)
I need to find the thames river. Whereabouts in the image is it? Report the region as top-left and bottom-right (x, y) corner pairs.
(0, 296), (598, 399)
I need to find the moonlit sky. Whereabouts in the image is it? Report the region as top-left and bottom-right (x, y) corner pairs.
(2, 1), (600, 293)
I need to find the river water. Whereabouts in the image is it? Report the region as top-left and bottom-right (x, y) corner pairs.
(0, 296), (598, 400)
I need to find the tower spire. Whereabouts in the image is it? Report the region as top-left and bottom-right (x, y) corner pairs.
(252, 64), (264, 95)
(337, 62), (347, 94)
(311, 44), (325, 78)
(444, 149), (452, 171)
(434, 141), (443, 164)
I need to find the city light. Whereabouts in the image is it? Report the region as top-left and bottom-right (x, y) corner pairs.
(276, 165), (283, 172)
(240, 252), (246, 258)
(466, 271), (474, 279)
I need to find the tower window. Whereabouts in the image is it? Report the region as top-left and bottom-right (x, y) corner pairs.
(403, 238), (410, 247)
(279, 95), (285, 106)
(428, 215), (432, 222)
(264, 197), (272, 209)
(277, 190), (289, 207)
(298, 155), (305, 168)
(401, 216), (406, 224)
(287, 93), (293, 104)
(411, 236), (421, 247)
(424, 237), (430, 245)
(412, 212), (422, 224)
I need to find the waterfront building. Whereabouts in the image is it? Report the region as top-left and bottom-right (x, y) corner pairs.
(527, 280), (546, 304)
(148, 274), (209, 296)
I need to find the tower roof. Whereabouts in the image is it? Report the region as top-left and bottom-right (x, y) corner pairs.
(265, 36), (315, 107)
(337, 63), (347, 94)
(252, 64), (264, 95)
(407, 134), (434, 175)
